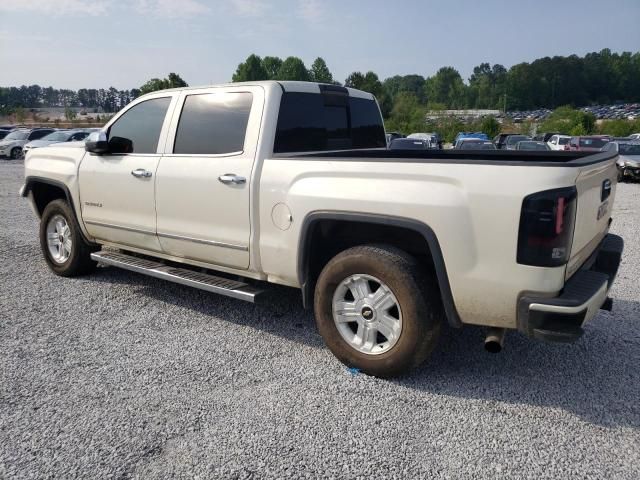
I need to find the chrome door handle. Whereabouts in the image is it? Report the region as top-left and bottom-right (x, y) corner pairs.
(218, 174), (246, 185)
(131, 168), (152, 178)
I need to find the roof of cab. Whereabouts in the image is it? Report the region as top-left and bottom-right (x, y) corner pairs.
(138, 81), (375, 101)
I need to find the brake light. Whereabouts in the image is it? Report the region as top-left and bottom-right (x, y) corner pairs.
(517, 187), (577, 267)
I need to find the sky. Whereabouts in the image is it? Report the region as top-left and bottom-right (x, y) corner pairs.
(1, 0), (639, 90)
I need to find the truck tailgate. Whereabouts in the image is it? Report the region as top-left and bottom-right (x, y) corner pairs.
(566, 155), (618, 279)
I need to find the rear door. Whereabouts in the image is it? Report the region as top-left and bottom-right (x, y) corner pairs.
(154, 85), (264, 269)
(79, 93), (177, 251)
(565, 154), (618, 278)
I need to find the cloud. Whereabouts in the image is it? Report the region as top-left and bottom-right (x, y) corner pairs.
(231, 0), (269, 17)
(0, 0), (110, 16)
(134, 0), (211, 18)
(297, 0), (324, 22)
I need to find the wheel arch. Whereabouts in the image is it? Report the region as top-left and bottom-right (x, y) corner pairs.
(297, 211), (462, 328)
(22, 176), (94, 245)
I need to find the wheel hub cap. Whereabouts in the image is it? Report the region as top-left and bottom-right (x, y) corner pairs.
(332, 274), (403, 355)
(46, 214), (72, 264)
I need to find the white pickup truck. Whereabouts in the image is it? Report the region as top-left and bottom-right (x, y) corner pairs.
(22, 81), (624, 377)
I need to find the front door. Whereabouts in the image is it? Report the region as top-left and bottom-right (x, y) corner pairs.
(79, 95), (175, 251)
(155, 86), (263, 269)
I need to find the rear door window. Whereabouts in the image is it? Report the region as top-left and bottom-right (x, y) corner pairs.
(173, 92), (253, 155)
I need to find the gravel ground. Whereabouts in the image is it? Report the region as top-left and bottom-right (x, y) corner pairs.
(1, 159), (639, 479)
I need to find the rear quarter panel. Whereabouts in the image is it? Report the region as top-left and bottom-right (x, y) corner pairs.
(259, 157), (581, 328)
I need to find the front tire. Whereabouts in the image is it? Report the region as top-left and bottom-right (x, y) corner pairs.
(10, 147), (22, 160)
(314, 244), (443, 377)
(39, 199), (97, 277)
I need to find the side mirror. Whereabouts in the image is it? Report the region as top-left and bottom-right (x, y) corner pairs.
(85, 131), (109, 154)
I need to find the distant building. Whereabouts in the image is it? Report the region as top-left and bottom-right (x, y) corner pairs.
(426, 109), (502, 120)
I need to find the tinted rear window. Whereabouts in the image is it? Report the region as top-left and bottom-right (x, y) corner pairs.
(274, 92), (385, 153)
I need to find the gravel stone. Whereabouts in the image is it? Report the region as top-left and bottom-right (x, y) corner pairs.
(1, 160), (638, 479)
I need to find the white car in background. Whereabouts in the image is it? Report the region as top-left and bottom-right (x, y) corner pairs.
(0, 128), (55, 159)
(629, 133), (640, 140)
(547, 134), (571, 151)
(23, 129), (97, 155)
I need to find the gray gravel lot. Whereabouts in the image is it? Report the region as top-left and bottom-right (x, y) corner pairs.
(0, 159), (639, 479)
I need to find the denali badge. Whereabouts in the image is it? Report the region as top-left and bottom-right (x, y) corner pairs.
(84, 201), (103, 208)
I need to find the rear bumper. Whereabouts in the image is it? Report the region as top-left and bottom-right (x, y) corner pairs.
(517, 234), (624, 342)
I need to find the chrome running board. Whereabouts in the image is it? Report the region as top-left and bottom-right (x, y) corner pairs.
(91, 250), (264, 303)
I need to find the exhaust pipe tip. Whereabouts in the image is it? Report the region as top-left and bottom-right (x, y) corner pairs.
(484, 328), (506, 353)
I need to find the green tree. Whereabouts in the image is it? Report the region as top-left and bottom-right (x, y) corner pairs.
(480, 116), (500, 138)
(424, 67), (467, 108)
(538, 106), (596, 135)
(139, 73), (189, 95)
(383, 75), (426, 104)
(232, 54), (268, 82)
(384, 92), (426, 133)
(276, 57), (310, 81)
(262, 56), (283, 80)
(309, 57), (334, 83)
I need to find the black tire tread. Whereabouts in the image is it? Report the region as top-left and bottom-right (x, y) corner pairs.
(39, 199), (97, 277)
(314, 243), (443, 377)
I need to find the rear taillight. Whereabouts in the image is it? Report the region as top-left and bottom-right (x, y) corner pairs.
(517, 187), (577, 267)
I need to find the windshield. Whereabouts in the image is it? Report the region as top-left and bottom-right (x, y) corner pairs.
(42, 131), (72, 142)
(619, 144), (640, 155)
(579, 138), (608, 148)
(5, 131), (28, 140)
(558, 137), (570, 145)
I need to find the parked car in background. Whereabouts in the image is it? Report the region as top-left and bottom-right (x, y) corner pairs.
(453, 132), (489, 148)
(456, 139), (496, 150)
(389, 138), (431, 150)
(567, 136), (610, 152)
(504, 135), (531, 150)
(407, 132), (442, 149)
(547, 134), (571, 151)
(493, 133), (517, 150)
(0, 128), (55, 159)
(606, 141), (640, 182)
(533, 132), (561, 143)
(629, 133), (640, 140)
(516, 141), (551, 151)
(23, 129), (97, 155)
(385, 132), (404, 146)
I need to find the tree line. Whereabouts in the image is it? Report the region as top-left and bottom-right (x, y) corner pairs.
(0, 73), (188, 115)
(2, 49), (638, 119)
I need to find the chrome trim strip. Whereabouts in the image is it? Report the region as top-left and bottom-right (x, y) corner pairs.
(84, 221), (249, 251)
(157, 231), (248, 251)
(84, 220), (156, 236)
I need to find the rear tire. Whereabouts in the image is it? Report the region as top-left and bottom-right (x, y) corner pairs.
(10, 147), (22, 160)
(314, 244), (443, 377)
(39, 199), (97, 277)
